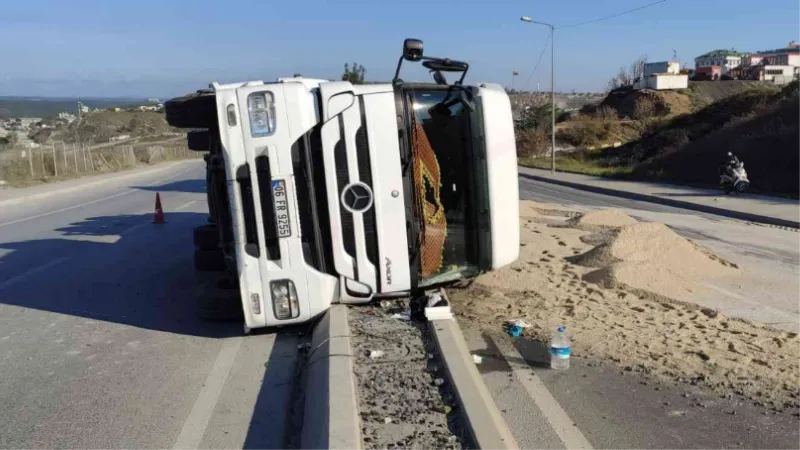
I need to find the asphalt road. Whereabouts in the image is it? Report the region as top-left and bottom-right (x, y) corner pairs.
(0, 161), (299, 449)
(462, 328), (799, 450)
(455, 176), (800, 449)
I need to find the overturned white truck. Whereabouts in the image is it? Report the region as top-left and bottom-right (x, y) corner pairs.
(165, 39), (520, 332)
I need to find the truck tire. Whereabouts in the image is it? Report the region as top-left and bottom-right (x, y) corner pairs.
(187, 129), (211, 152)
(196, 279), (243, 321)
(193, 225), (219, 251)
(164, 92), (217, 129)
(194, 248), (226, 272)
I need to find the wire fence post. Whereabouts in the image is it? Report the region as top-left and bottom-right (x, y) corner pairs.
(87, 146), (95, 171)
(62, 142), (67, 173)
(28, 147), (34, 177)
(51, 142), (58, 177)
(39, 146), (47, 178)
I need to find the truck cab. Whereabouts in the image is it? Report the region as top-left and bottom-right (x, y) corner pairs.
(166, 39), (520, 331)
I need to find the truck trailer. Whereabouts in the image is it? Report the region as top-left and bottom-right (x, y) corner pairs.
(165, 39), (520, 332)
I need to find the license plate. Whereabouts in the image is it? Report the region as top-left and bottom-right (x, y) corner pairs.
(271, 179), (292, 238)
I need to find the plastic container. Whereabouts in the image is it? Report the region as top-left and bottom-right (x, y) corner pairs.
(550, 325), (571, 370)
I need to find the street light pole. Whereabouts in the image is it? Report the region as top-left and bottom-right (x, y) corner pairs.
(520, 15), (556, 173)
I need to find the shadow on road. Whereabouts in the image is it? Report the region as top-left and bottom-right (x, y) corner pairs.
(242, 330), (306, 449)
(471, 333), (550, 376)
(132, 179), (207, 194)
(0, 211), (239, 339)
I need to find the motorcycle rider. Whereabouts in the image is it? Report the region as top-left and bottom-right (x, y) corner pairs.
(719, 152), (741, 178)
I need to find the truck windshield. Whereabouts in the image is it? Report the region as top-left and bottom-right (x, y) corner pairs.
(407, 87), (480, 285)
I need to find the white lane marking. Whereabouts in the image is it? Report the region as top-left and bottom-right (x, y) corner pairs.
(173, 337), (242, 450)
(0, 257), (70, 290)
(0, 165), (197, 228)
(175, 200), (198, 211)
(489, 335), (594, 450)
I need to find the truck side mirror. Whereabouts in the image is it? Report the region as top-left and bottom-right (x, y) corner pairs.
(403, 39), (423, 61)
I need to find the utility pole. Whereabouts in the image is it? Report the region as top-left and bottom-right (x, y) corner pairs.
(521, 15), (557, 173)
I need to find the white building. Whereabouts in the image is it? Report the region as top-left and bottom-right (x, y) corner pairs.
(694, 50), (746, 74)
(756, 65), (800, 84)
(635, 60), (688, 90)
(643, 61), (680, 77)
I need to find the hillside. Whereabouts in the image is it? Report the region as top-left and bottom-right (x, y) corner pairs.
(592, 81), (772, 119)
(628, 82), (799, 193)
(592, 82), (797, 194)
(66, 111), (178, 143)
(0, 96), (154, 118)
(520, 81), (799, 195)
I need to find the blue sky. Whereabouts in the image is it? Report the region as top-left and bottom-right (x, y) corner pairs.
(1, 0), (798, 97)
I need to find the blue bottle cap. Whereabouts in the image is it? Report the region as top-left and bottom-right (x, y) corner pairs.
(557, 326), (565, 332)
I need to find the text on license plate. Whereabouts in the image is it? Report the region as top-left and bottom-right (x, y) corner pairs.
(271, 179), (292, 238)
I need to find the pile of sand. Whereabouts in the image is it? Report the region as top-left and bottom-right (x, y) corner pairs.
(452, 201), (799, 410)
(570, 222), (738, 301)
(567, 209), (638, 228)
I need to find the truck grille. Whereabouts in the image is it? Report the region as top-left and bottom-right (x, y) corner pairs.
(320, 94), (381, 292)
(292, 127), (333, 274)
(356, 97), (379, 269)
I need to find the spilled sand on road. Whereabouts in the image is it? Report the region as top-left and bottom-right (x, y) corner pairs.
(450, 201), (799, 410)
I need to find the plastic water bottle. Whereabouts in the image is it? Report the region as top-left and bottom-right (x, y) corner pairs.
(550, 326), (571, 370)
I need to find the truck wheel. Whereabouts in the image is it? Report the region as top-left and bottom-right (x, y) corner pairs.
(194, 248), (226, 272)
(193, 225), (219, 251)
(164, 92), (217, 129)
(187, 129), (211, 151)
(195, 279), (243, 321)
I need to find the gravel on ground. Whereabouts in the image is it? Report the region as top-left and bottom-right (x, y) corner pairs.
(349, 302), (465, 450)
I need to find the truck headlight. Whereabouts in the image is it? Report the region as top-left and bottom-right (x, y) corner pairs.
(270, 280), (300, 320)
(247, 92), (275, 137)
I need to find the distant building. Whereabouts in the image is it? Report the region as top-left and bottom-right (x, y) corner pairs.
(57, 112), (77, 123)
(694, 50), (747, 74)
(754, 65), (800, 84)
(634, 61), (688, 90)
(643, 61), (681, 77)
(694, 66), (723, 81)
(741, 55), (765, 67)
(754, 41), (800, 66)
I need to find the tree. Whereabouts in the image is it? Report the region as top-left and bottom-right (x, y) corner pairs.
(0, 131), (18, 148)
(29, 128), (53, 145)
(342, 62), (366, 84)
(517, 103), (563, 132)
(607, 54), (648, 91)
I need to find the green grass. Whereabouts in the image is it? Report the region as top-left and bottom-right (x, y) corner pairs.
(519, 156), (635, 178)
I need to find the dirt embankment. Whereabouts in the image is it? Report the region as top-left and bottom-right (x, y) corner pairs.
(450, 201), (799, 411)
(631, 84), (799, 194)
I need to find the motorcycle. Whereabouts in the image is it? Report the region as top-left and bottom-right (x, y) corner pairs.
(719, 161), (749, 194)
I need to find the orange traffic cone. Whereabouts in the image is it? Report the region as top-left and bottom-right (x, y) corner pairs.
(152, 193), (166, 224)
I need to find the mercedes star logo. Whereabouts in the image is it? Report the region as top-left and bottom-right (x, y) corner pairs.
(341, 182), (374, 213)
